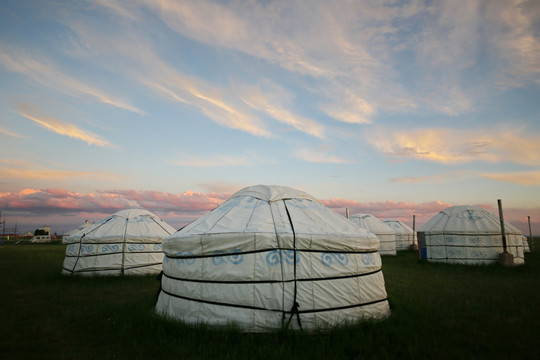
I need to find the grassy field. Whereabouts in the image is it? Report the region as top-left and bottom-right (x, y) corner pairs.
(1, 241), (539, 360)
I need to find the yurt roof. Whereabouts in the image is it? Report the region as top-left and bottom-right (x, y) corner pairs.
(63, 208), (176, 243)
(349, 214), (395, 235)
(382, 219), (414, 234)
(230, 184), (322, 204)
(418, 205), (521, 234)
(164, 185), (378, 255)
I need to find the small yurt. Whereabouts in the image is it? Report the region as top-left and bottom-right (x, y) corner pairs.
(522, 236), (530, 253)
(349, 214), (397, 256)
(417, 205), (525, 265)
(156, 185), (390, 332)
(63, 220), (92, 238)
(382, 219), (416, 250)
(62, 209), (176, 276)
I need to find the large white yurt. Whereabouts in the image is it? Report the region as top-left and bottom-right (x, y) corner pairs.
(349, 214), (397, 256)
(382, 219), (416, 250)
(62, 209), (176, 276)
(156, 185), (391, 332)
(417, 205), (525, 265)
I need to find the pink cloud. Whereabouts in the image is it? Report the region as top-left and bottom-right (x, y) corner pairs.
(323, 198), (452, 229)
(322, 198), (540, 235)
(1, 188), (539, 236)
(0, 188), (232, 233)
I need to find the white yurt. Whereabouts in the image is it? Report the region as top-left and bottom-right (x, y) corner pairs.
(349, 214), (397, 256)
(156, 185), (391, 332)
(417, 205), (525, 265)
(63, 220), (92, 238)
(382, 219), (416, 250)
(62, 209), (176, 276)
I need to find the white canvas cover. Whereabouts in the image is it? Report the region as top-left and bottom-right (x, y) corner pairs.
(349, 214), (397, 256)
(382, 219), (416, 250)
(156, 185), (391, 332)
(522, 236), (530, 253)
(62, 209), (176, 276)
(417, 205), (525, 265)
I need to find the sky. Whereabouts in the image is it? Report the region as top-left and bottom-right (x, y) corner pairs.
(1, 0), (539, 236)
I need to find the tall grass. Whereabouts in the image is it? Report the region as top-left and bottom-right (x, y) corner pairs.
(1, 242), (539, 359)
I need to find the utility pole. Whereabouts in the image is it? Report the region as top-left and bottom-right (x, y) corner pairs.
(528, 216), (534, 252)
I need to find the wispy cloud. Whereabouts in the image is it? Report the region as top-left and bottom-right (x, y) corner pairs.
(65, 21), (272, 138)
(484, 0), (540, 87)
(481, 170), (540, 186)
(320, 91), (375, 124)
(366, 126), (540, 166)
(171, 153), (251, 167)
(0, 48), (144, 114)
(391, 171), (472, 183)
(237, 82), (325, 138)
(0, 159), (120, 182)
(0, 126), (23, 138)
(294, 148), (351, 164)
(18, 104), (111, 147)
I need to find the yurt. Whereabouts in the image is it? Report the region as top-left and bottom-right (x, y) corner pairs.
(522, 236), (530, 253)
(62, 209), (176, 276)
(63, 220), (92, 238)
(382, 219), (416, 250)
(349, 214), (397, 256)
(417, 205), (525, 265)
(156, 185), (390, 332)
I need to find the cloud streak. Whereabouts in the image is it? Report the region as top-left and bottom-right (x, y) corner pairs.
(18, 104), (110, 147)
(294, 148), (351, 164)
(366, 126), (540, 165)
(0, 159), (120, 182)
(171, 154), (251, 168)
(0, 126), (23, 138)
(0, 48), (144, 114)
(481, 170), (540, 186)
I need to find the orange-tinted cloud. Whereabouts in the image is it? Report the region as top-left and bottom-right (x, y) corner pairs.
(0, 159), (120, 182)
(19, 104), (110, 147)
(0, 126), (23, 138)
(481, 171), (540, 186)
(367, 126), (540, 166)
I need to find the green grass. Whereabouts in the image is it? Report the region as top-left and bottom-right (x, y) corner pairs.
(1, 241), (539, 360)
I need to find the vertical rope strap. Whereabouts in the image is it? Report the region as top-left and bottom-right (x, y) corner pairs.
(268, 200), (287, 327)
(70, 233), (86, 276)
(283, 200), (303, 330)
(121, 217), (129, 275)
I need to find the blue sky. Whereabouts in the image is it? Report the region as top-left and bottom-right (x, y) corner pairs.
(1, 0), (539, 234)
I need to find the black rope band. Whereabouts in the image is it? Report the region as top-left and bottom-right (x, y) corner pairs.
(161, 267), (382, 285)
(62, 261), (162, 274)
(159, 286), (388, 315)
(426, 244), (525, 248)
(164, 247), (378, 260)
(65, 251), (163, 258)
